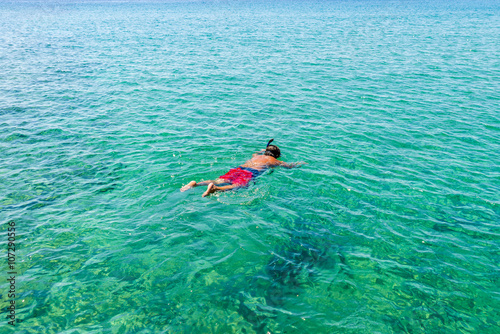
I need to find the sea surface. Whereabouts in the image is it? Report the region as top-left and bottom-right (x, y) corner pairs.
(1, 0), (499, 333)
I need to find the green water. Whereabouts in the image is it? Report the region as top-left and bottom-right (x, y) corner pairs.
(1, 0), (499, 333)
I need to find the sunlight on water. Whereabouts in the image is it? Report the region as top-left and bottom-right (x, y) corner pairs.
(0, 0), (499, 333)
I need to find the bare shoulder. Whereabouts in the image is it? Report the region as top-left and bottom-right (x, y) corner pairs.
(241, 155), (281, 169)
(254, 155), (280, 165)
(243, 155), (306, 169)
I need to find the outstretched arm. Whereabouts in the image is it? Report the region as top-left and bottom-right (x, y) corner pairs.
(278, 161), (307, 169)
(252, 149), (266, 157)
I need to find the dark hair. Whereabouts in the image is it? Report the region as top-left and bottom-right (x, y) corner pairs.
(264, 145), (281, 159)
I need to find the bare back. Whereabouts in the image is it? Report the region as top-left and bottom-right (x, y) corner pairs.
(240, 155), (284, 171)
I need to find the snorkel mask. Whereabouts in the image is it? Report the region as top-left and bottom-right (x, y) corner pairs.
(264, 138), (281, 158)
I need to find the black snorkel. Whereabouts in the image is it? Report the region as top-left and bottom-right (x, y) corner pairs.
(264, 138), (280, 159)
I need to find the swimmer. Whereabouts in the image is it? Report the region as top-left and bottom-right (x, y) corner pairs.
(180, 139), (306, 197)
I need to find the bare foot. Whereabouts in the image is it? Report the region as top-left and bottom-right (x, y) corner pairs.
(180, 181), (196, 192)
(202, 183), (217, 197)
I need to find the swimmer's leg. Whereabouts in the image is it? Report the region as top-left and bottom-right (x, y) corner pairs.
(202, 183), (241, 197)
(180, 179), (225, 192)
(180, 181), (197, 192)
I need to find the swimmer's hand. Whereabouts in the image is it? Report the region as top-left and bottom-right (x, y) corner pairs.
(291, 161), (307, 167)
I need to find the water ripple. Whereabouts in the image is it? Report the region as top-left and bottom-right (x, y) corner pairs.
(1, 1), (499, 333)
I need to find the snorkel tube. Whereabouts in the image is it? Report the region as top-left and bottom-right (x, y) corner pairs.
(264, 138), (280, 158)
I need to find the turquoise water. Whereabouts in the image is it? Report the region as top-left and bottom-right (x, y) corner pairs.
(1, 0), (499, 333)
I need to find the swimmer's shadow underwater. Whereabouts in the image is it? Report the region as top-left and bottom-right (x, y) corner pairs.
(180, 139), (306, 197)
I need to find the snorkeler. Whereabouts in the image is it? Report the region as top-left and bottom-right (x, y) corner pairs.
(180, 139), (306, 197)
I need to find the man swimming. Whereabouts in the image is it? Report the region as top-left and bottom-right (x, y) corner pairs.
(180, 139), (306, 197)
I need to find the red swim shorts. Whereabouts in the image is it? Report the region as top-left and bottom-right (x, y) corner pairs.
(219, 168), (253, 186)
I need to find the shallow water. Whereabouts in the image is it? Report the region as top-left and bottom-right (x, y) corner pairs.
(1, 0), (499, 333)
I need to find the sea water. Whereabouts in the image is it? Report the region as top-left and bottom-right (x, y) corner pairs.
(0, 0), (499, 333)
